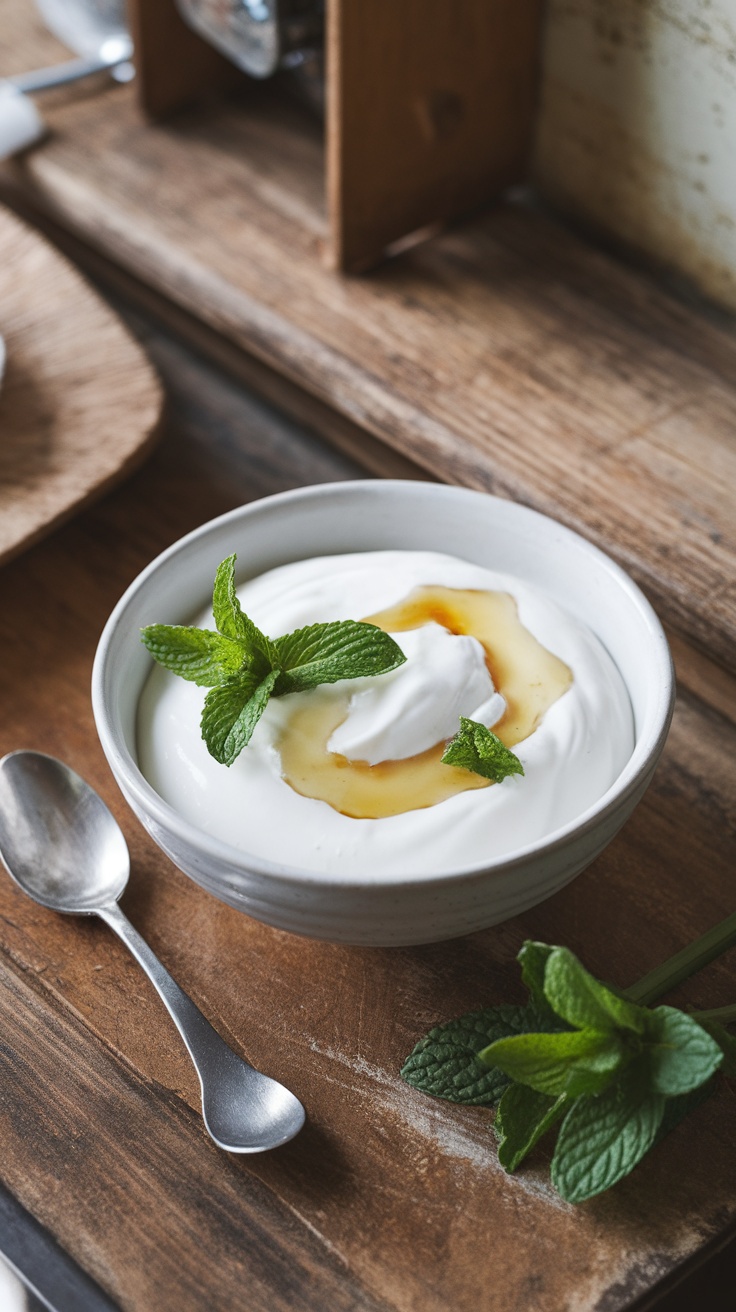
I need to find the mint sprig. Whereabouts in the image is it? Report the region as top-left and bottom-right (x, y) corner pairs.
(401, 918), (736, 1203)
(441, 717), (524, 784)
(400, 1002), (565, 1107)
(141, 553), (406, 766)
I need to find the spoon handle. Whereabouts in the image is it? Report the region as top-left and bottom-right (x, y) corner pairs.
(96, 902), (303, 1151)
(97, 899), (234, 1060)
(10, 53), (129, 95)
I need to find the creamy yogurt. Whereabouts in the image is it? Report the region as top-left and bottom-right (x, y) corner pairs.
(329, 621), (506, 765)
(137, 550), (634, 876)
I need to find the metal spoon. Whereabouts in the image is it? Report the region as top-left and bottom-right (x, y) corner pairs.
(0, 5), (133, 162)
(6, 0), (134, 100)
(9, 37), (133, 96)
(26, 0), (134, 90)
(0, 751), (305, 1153)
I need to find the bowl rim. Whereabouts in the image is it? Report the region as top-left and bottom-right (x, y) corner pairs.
(92, 480), (675, 891)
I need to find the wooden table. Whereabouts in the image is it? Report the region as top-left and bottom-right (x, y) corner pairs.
(2, 4), (736, 1300)
(1, 280), (736, 1311)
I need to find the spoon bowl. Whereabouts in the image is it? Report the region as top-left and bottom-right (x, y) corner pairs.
(0, 751), (128, 912)
(0, 750), (305, 1153)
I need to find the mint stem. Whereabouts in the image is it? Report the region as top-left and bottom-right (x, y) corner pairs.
(690, 1003), (736, 1025)
(625, 911), (736, 1007)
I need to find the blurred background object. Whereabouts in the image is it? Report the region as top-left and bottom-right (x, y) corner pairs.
(35, 0), (131, 71)
(125, 0), (544, 271)
(18, 0), (736, 303)
(0, 81), (44, 159)
(173, 0), (323, 80)
(0, 0), (132, 162)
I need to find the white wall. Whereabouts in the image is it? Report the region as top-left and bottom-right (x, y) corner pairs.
(534, 0), (736, 310)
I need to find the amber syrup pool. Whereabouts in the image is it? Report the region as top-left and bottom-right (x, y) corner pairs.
(278, 586), (572, 819)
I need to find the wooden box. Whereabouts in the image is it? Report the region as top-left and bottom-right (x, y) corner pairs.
(127, 0), (544, 271)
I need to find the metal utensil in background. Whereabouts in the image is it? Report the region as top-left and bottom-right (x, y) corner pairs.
(0, 0), (134, 161)
(174, 0), (323, 81)
(33, 0), (133, 81)
(10, 38), (133, 98)
(0, 751), (306, 1154)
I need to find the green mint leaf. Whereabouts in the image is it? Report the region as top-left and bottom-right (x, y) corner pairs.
(518, 941), (558, 1012)
(696, 1020), (736, 1078)
(494, 1084), (568, 1173)
(544, 947), (646, 1035)
(140, 625), (245, 687)
(480, 1028), (625, 1098)
(212, 553), (242, 641)
(400, 1003), (560, 1107)
(643, 1006), (723, 1096)
(201, 668), (279, 765)
(441, 717), (524, 784)
(212, 554), (278, 667)
(273, 621), (405, 694)
(550, 1071), (665, 1203)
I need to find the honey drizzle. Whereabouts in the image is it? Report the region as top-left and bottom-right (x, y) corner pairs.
(278, 586), (573, 820)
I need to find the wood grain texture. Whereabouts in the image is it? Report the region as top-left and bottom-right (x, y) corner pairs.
(327, 0), (543, 270)
(0, 961), (389, 1312)
(0, 306), (735, 1311)
(16, 213), (434, 484)
(1, 0), (734, 673)
(0, 205), (162, 566)
(128, 0), (243, 118)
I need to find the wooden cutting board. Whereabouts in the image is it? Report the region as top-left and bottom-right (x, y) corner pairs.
(0, 205), (162, 565)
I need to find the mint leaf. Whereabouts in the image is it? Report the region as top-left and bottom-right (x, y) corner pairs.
(518, 941), (558, 1012)
(494, 1085), (568, 1172)
(140, 625), (245, 686)
(400, 1003), (560, 1106)
(212, 553), (244, 641)
(696, 1021), (736, 1078)
(273, 621), (405, 694)
(643, 1007), (723, 1096)
(201, 668), (279, 766)
(212, 554), (277, 667)
(544, 947), (646, 1035)
(441, 718), (524, 784)
(550, 1072), (665, 1203)
(480, 1028), (624, 1098)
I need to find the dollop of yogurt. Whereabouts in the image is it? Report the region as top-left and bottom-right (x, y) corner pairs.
(137, 550), (635, 877)
(329, 622), (505, 765)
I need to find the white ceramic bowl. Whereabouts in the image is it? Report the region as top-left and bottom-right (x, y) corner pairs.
(92, 481), (674, 946)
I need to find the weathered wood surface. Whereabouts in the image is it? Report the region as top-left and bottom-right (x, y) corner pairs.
(1, 305), (735, 1311)
(1, 209), (434, 486)
(0, 204), (162, 565)
(1, 1), (735, 674)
